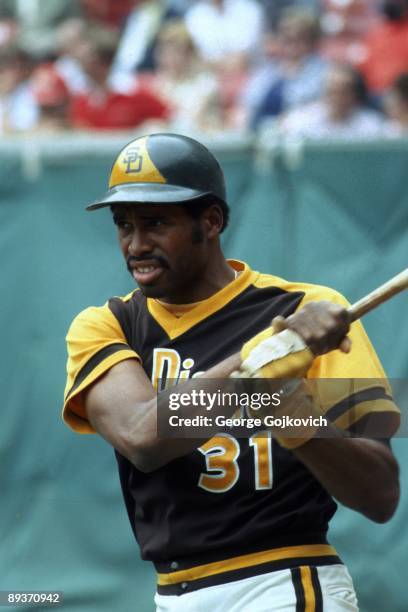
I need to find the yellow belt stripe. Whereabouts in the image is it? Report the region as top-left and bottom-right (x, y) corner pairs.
(300, 566), (316, 612)
(157, 544), (337, 586)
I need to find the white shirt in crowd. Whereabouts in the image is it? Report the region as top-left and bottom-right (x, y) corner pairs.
(0, 83), (38, 133)
(111, 2), (169, 82)
(185, 0), (263, 62)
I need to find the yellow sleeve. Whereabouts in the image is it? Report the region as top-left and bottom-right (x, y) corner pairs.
(253, 274), (399, 434)
(304, 289), (400, 433)
(63, 303), (140, 434)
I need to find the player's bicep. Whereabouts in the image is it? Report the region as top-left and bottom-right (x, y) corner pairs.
(84, 359), (157, 460)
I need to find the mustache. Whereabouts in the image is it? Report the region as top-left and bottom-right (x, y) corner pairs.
(126, 254), (170, 271)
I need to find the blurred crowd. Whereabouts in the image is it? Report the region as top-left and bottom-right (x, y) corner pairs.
(0, 0), (407, 139)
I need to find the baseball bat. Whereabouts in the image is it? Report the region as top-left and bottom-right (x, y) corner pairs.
(347, 268), (408, 322)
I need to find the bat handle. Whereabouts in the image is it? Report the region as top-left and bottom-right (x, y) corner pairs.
(348, 268), (408, 322)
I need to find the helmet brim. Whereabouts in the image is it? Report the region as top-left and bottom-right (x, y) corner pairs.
(86, 183), (215, 210)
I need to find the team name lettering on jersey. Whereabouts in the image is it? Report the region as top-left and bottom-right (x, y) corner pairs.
(151, 348), (204, 390)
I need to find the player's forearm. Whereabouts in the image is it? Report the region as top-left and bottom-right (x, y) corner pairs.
(293, 434), (400, 523)
(123, 352), (243, 471)
(256, 382), (400, 523)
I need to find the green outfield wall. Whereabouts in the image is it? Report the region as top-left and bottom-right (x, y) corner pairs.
(1, 136), (407, 612)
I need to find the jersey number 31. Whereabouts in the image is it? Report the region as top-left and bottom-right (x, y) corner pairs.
(198, 432), (273, 493)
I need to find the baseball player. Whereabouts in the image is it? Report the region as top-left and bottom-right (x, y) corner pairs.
(63, 133), (400, 611)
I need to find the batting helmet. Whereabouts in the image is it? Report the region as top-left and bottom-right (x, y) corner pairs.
(86, 133), (227, 211)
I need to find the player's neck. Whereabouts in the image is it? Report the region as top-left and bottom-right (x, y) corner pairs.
(158, 253), (237, 305)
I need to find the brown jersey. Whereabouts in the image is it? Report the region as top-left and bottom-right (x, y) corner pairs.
(63, 260), (397, 594)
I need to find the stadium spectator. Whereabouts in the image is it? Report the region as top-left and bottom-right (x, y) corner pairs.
(80, 0), (188, 29)
(79, 0), (135, 29)
(259, 0), (320, 31)
(0, 46), (38, 133)
(240, 9), (330, 129)
(185, 0), (264, 66)
(30, 63), (71, 132)
(55, 20), (139, 96)
(320, 0), (380, 64)
(356, 0), (408, 94)
(110, 0), (182, 85)
(69, 32), (169, 131)
(54, 18), (91, 95)
(142, 20), (222, 132)
(383, 72), (408, 136)
(0, 13), (17, 49)
(184, 0), (266, 130)
(0, 0), (81, 58)
(278, 64), (385, 139)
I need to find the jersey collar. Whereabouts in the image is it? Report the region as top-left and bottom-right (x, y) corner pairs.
(147, 260), (257, 339)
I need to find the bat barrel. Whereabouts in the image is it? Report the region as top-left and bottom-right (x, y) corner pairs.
(348, 268), (408, 322)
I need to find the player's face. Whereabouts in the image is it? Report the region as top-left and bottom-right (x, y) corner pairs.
(113, 204), (210, 302)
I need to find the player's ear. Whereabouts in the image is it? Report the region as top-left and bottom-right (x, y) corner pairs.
(202, 203), (224, 238)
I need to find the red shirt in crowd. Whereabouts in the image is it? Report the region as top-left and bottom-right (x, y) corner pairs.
(70, 87), (169, 130)
(80, 0), (136, 28)
(357, 18), (408, 92)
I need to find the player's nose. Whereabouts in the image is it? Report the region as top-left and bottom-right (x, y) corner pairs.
(127, 228), (153, 257)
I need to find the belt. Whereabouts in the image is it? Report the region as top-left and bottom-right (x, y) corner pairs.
(156, 543), (341, 595)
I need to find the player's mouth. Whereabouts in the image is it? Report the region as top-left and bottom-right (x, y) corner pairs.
(128, 258), (167, 285)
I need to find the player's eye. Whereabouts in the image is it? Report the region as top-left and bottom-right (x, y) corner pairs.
(146, 218), (165, 228)
(115, 219), (132, 231)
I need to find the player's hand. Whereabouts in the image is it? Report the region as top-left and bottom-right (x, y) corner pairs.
(273, 301), (351, 356)
(236, 301), (351, 380)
